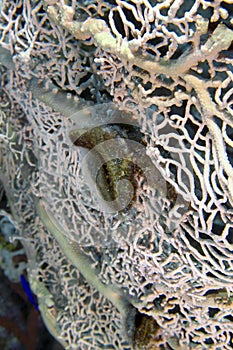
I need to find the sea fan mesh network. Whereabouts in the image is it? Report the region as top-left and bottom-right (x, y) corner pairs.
(0, 0), (233, 349)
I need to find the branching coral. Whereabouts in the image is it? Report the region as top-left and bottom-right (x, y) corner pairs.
(0, 0), (233, 349)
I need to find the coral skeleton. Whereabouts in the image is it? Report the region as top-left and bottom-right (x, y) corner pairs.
(0, 0), (233, 349)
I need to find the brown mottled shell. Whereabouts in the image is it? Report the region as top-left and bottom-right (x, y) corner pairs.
(132, 313), (162, 350)
(70, 123), (145, 210)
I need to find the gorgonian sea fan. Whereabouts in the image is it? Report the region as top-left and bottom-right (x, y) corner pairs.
(0, 0), (233, 349)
